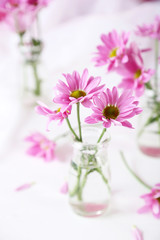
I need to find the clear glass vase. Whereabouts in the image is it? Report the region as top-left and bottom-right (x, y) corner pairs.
(137, 91), (160, 158)
(68, 126), (111, 217)
(19, 37), (43, 105)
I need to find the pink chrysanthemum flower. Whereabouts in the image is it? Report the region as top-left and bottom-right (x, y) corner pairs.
(25, 132), (56, 162)
(0, 0), (50, 33)
(135, 15), (160, 40)
(135, 24), (153, 37)
(35, 102), (71, 129)
(53, 68), (105, 109)
(93, 30), (129, 71)
(7, 8), (37, 34)
(85, 87), (142, 129)
(0, 1), (37, 34)
(138, 183), (160, 219)
(116, 43), (154, 97)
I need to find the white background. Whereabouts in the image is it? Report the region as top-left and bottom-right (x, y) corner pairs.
(0, 0), (160, 239)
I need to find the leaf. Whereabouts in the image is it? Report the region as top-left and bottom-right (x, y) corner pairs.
(31, 38), (42, 46)
(145, 115), (160, 127)
(71, 161), (78, 171)
(145, 82), (153, 90)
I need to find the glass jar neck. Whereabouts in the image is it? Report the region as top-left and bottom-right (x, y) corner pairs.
(19, 41), (42, 63)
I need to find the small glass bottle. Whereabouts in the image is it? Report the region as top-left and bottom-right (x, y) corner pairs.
(68, 126), (111, 217)
(137, 90), (160, 158)
(19, 36), (43, 104)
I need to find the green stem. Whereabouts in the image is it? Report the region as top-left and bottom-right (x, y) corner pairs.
(77, 103), (82, 142)
(69, 166), (82, 199)
(78, 168), (96, 200)
(65, 118), (80, 141)
(19, 33), (24, 45)
(53, 123), (99, 142)
(19, 34), (29, 94)
(31, 61), (41, 96)
(120, 151), (151, 190)
(95, 168), (111, 192)
(138, 114), (153, 138)
(77, 167), (110, 200)
(97, 128), (106, 143)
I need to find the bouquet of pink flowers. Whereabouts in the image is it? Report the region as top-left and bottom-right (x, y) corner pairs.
(0, 0), (51, 97)
(135, 16), (160, 157)
(93, 16), (160, 157)
(24, 68), (142, 216)
(36, 68), (142, 141)
(25, 68), (142, 162)
(93, 29), (154, 97)
(0, 0), (49, 35)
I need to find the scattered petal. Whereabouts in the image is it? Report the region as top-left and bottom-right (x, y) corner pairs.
(15, 182), (36, 192)
(132, 225), (143, 240)
(60, 182), (68, 194)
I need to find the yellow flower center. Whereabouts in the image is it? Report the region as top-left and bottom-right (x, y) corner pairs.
(70, 90), (86, 99)
(56, 108), (61, 113)
(11, 3), (19, 6)
(109, 48), (118, 58)
(43, 145), (49, 150)
(28, 0), (38, 6)
(103, 105), (120, 120)
(40, 141), (49, 150)
(134, 69), (142, 79)
(10, 0), (19, 7)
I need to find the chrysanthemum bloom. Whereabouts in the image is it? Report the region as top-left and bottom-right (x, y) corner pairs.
(0, 1), (37, 34)
(35, 102), (72, 129)
(7, 8), (37, 34)
(1, 1), (27, 11)
(132, 226), (143, 240)
(135, 15), (160, 40)
(85, 87), (142, 128)
(53, 68), (105, 109)
(1, 0), (50, 34)
(138, 183), (160, 219)
(116, 43), (154, 97)
(93, 30), (129, 71)
(25, 132), (56, 162)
